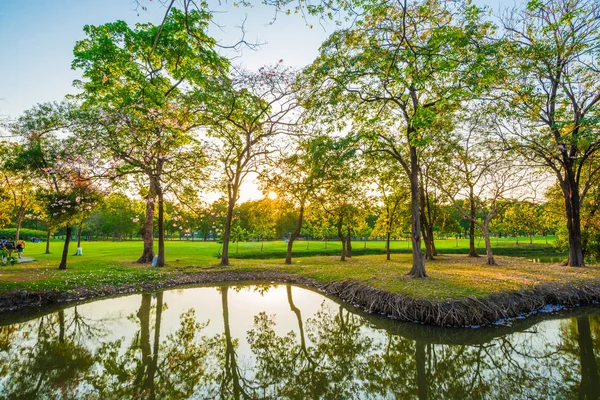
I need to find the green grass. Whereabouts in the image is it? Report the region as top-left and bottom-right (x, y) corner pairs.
(230, 235), (563, 259)
(1, 237), (592, 301)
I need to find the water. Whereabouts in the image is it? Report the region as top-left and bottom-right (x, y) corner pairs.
(0, 284), (597, 399)
(527, 256), (566, 263)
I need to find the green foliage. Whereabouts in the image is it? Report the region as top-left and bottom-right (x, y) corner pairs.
(86, 192), (144, 239)
(72, 8), (228, 108)
(547, 182), (600, 263)
(231, 224), (248, 243)
(72, 6), (224, 199)
(0, 229), (47, 239)
(0, 248), (18, 266)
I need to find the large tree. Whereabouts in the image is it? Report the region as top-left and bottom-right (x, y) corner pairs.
(300, 0), (498, 277)
(71, 8), (224, 267)
(500, 0), (600, 266)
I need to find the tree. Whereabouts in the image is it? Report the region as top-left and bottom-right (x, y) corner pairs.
(0, 312), (94, 398)
(301, 0), (498, 277)
(38, 186), (100, 270)
(546, 177), (600, 263)
(418, 150), (445, 260)
(0, 144), (39, 242)
(261, 138), (322, 264)
(10, 102), (100, 270)
(87, 192), (142, 241)
(72, 7), (224, 267)
(500, 0), (600, 267)
(366, 157), (408, 261)
(435, 130), (533, 265)
(311, 136), (365, 261)
(208, 64), (299, 266)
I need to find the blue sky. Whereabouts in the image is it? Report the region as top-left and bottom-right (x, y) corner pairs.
(0, 0), (505, 118)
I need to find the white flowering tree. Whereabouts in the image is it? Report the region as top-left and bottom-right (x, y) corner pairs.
(11, 102), (101, 270)
(38, 188), (100, 269)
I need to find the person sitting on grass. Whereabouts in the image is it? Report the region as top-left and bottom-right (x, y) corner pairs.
(16, 238), (25, 259)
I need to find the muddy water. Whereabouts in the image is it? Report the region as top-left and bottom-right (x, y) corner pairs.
(0, 284), (597, 399)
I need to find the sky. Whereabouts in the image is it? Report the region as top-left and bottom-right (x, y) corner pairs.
(0, 0), (506, 201)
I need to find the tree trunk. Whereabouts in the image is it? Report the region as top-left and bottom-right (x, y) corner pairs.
(346, 226), (352, 258)
(45, 230), (51, 254)
(577, 316), (600, 399)
(135, 294), (151, 388)
(15, 209), (24, 243)
(144, 291), (162, 399)
(76, 223), (83, 248)
(482, 225), (495, 266)
(137, 189), (156, 263)
(221, 201), (235, 266)
(58, 310), (65, 343)
(407, 145), (426, 278)
(430, 226), (437, 256)
(58, 225), (72, 270)
(566, 202), (585, 266)
(337, 216), (346, 262)
(468, 191), (478, 257)
(285, 204), (304, 265)
(156, 189), (165, 267)
(420, 186), (433, 261)
(73, 222), (83, 256)
(423, 227), (434, 261)
(422, 186), (438, 258)
(386, 231), (391, 261)
(222, 286), (244, 398)
(561, 166), (586, 267)
(287, 285), (309, 353)
(416, 341), (428, 400)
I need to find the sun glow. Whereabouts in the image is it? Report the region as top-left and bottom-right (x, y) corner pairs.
(267, 191), (278, 200)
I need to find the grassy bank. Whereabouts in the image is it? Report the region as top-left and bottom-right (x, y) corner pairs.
(0, 239), (592, 301)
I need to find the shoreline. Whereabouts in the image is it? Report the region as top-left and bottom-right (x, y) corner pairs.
(1, 269), (600, 327)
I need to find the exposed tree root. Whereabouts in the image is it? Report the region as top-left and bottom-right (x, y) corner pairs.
(3, 270), (600, 328)
(322, 280), (600, 327)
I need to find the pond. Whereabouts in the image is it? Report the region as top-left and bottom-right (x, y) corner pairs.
(527, 256), (567, 263)
(0, 284), (597, 399)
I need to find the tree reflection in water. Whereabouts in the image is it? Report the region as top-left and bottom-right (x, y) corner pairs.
(0, 284), (599, 399)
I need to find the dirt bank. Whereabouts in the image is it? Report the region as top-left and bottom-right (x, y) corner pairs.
(1, 270), (599, 327)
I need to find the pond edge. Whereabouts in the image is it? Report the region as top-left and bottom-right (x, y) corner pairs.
(1, 270), (599, 328)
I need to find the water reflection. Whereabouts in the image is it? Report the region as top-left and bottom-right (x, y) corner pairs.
(0, 284), (599, 399)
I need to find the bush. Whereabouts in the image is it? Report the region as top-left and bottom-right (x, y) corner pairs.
(0, 228), (47, 239)
(554, 221), (600, 263)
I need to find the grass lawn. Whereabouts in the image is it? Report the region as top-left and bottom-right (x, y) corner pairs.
(1, 237), (595, 301)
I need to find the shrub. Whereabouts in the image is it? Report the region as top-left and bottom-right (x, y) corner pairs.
(0, 228), (47, 239)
